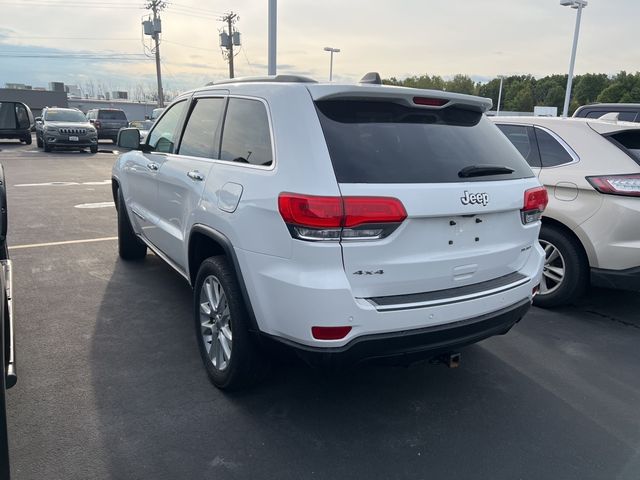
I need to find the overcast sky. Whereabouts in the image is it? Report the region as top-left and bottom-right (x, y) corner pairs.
(1, 0), (638, 93)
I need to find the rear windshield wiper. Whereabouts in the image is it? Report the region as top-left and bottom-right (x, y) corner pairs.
(458, 164), (515, 178)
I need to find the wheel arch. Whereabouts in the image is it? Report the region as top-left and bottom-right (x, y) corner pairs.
(541, 216), (591, 267)
(111, 177), (120, 211)
(188, 225), (260, 333)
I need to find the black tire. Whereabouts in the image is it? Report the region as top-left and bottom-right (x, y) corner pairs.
(533, 223), (588, 308)
(117, 190), (147, 260)
(43, 140), (52, 153)
(194, 256), (266, 390)
(23, 134), (32, 145)
(90, 145), (98, 154)
(36, 135), (43, 148)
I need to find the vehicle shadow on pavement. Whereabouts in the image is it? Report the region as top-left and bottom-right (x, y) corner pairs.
(87, 257), (640, 480)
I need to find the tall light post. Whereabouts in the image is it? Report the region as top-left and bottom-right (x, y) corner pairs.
(560, 0), (588, 118)
(496, 76), (504, 116)
(268, 0), (277, 75)
(324, 47), (340, 82)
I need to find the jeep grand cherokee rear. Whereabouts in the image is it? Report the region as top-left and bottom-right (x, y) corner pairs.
(113, 78), (546, 389)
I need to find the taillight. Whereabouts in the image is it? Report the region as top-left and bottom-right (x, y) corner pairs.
(413, 97), (448, 107)
(521, 186), (548, 224)
(278, 193), (407, 241)
(586, 174), (640, 197)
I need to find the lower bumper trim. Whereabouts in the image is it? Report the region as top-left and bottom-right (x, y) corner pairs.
(262, 299), (531, 366)
(591, 266), (640, 291)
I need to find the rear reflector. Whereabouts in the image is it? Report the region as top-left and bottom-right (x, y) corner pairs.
(521, 186), (548, 224)
(586, 174), (640, 197)
(312, 326), (352, 340)
(413, 97), (448, 107)
(278, 193), (406, 241)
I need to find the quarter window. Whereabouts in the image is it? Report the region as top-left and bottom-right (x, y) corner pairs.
(220, 98), (273, 166)
(178, 98), (225, 159)
(534, 128), (574, 167)
(496, 124), (541, 168)
(147, 100), (187, 153)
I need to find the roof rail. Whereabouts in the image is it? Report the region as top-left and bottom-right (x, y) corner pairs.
(207, 75), (317, 86)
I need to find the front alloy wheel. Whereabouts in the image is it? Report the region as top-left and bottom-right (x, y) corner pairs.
(539, 239), (566, 295)
(199, 276), (233, 371)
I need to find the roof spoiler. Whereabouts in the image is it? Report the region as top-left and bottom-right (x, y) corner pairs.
(360, 72), (382, 85)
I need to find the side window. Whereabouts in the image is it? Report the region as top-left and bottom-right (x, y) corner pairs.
(178, 98), (225, 159)
(618, 112), (638, 122)
(585, 111), (604, 119)
(534, 127), (574, 167)
(496, 124), (541, 168)
(15, 104), (29, 129)
(220, 98), (273, 166)
(147, 100), (187, 153)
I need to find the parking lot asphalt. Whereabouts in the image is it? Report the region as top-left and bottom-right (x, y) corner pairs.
(2, 137), (640, 480)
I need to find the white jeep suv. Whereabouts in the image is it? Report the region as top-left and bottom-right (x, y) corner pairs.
(112, 75), (546, 389)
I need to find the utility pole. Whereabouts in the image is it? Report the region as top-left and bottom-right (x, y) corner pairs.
(220, 12), (239, 79)
(144, 0), (166, 107)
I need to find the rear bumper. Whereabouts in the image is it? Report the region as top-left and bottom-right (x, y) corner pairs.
(267, 299), (530, 366)
(0, 129), (30, 139)
(591, 266), (640, 291)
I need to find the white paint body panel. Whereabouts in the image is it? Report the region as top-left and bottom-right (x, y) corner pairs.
(113, 82), (545, 348)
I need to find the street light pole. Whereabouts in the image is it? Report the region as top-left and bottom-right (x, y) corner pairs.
(561, 0), (588, 118)
(496, 77), (504, 116)
(268, 0), (277, 75)
(323, 47), (340, 82)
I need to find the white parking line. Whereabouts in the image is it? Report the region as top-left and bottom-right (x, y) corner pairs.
(14, 180), (111, 187)
(74, 202), (114, 209)
(8, 236), (118, 250)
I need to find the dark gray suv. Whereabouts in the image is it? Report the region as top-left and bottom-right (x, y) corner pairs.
(36, 108), (98, 153)
(86, 108), (128, 143)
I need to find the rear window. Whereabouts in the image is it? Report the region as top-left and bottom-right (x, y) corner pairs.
(315, 100), (533, 183)
(0, 102), (17, 129)
(607, 130), (640, 165)
(98, 110), (127, 120)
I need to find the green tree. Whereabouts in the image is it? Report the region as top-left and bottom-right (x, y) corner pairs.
(444, 74), (476, 95)
(543, 85), (566, 110)
(573, 73), (610, 104)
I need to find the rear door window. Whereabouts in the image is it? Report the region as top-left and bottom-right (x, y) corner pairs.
(534, 128), (575, 167)
(98, 110), (127, 120)
(15, 104), (30, 129)
(220, 98), (272, 166)
(315, 100), (533, 183)
(178, 97), (225, 159)
(496, 124), (542, 168)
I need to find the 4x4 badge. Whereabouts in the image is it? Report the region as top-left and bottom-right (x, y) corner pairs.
(353, 270), (384, 276)
(460, 191), (489, 206)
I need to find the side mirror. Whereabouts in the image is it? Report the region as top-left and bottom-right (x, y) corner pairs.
(117, 128), (141, 150)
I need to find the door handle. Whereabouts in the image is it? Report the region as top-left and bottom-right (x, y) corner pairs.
(187, 170), (205, 181)
(146, 163), (159, 171)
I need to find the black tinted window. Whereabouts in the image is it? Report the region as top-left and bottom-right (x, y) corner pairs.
(179, 98), (225, 158)
(98, 110), (127, 120)
(44, 109), (87, 122)
(315, 100), (533, 183)
(618, 112), (638, 122)
(0, 102), (17, 129)
(496, 124), (541, 168)
(585, 111), (605, 119)
(15, 104), (30, 129)
(220, 98), (272, 166)
(607, 130), (640, 165)
(534, 128), (574, 167)
(148, 101), (187, 153)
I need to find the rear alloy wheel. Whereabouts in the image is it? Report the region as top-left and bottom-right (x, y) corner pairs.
(533, 224), (588, 308)
(194, 256), (266, 390)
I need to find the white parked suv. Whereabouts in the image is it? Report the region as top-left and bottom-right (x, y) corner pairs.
(491, 116), (640, 307)
(112, 75), (546, 389)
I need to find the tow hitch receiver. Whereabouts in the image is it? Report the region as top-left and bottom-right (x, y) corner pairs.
(433, 352), (461, 368)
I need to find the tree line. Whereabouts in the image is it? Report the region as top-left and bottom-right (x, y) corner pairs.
(382, 71), (640, 114)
